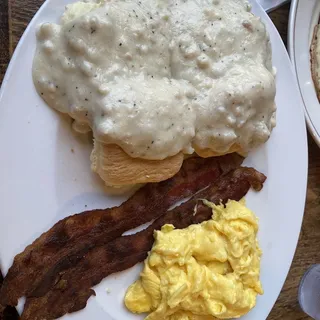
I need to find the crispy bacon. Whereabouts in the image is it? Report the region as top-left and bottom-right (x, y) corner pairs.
(0, 154), (243, 308)
(0, 272), (18, 320)
(20, 167), (266, 320)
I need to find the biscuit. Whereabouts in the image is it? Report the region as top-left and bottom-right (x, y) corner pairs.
(91, 141), (184, 186)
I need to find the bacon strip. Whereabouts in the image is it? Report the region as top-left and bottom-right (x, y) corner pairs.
(0, 271), (19, 320)
(0, 154), (243, 308)
(20, 167), (266, 320)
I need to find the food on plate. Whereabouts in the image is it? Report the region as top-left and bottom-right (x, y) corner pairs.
(90, 143), (184, 186)
(21, 167), (265, 320)
(33, 0), (276, 186)
(2, 165), (266, 320)
(125, 199), (262, 319)
(0, 154), (243, 309)
(2, 1), (272, 318)
(311, 24), (320, 100)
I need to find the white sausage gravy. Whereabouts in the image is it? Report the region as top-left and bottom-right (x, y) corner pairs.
(33, 0), (276, 160)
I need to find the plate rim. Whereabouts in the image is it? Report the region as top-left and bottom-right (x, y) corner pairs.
(0, 0), (47, 101)
(288, 0), (320, 149)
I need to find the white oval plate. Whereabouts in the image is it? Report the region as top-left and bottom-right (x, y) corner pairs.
(0, 1), (308, 319)
(289, 0), (320, 148)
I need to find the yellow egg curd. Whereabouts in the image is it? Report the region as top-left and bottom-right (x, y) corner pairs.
(124, 199), (263, 320)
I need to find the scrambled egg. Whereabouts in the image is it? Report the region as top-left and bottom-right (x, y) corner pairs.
(124, 199), (263, 319)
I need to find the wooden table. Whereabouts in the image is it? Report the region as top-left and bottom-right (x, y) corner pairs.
(0, 1), (319, 319)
